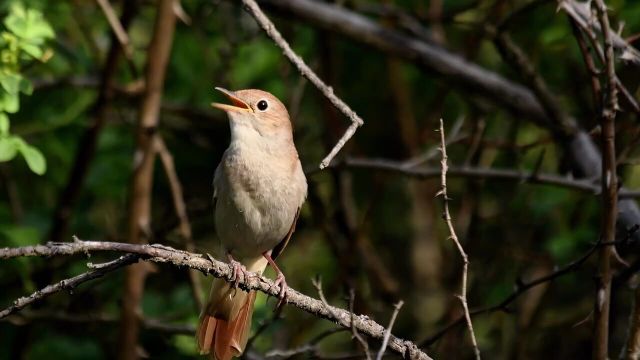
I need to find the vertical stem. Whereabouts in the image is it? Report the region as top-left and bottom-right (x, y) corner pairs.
(117, 0), (176, 358)
(592, 1), (618, 359)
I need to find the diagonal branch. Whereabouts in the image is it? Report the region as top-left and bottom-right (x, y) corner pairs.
(436, 119), (481, 359)
(0, 239), (433, 360)
(241, 0), (364, 169)
(0, 254), (139, 319)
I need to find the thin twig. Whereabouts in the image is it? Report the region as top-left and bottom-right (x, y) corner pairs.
(0, 240), (433, 360)
(337, 157), (640, 199)
(95, 0), (134, 59)
(240, 0), (364, 169)
(5, 309), (196, 335)
(436, 119), (481, 359)
(376, 301), (404, 360)
(154, 136), (203, 310)
(0, 254), (139, 319)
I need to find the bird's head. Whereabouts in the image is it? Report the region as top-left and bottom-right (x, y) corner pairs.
(212, 87), (293, 142)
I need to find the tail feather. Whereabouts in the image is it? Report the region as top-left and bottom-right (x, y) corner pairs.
(197, 256), (267, 359)
(197, 291), (257, 360)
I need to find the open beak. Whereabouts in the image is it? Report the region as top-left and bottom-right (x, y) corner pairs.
(211, 87), (253, 113)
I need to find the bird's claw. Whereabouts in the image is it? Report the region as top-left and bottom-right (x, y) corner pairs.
(227, 257), (249, 289)
(272, 272), (288, 309)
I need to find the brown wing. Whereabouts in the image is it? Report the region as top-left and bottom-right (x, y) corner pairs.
(271, 208), (300, 260)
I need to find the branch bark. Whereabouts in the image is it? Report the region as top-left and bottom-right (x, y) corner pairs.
(593, 0), (618, 358)
(337, 157), (640, 199)
(119, 0), (177, 358)
(436, 120), (481, 359)
(0, 239), (433, 360)
(241, 0), (364, 169)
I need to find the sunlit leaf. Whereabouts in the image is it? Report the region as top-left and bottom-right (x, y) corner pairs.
(18, 142), (46, 175)
(0, 136), (17, 161)
(0, 112), (8, 134)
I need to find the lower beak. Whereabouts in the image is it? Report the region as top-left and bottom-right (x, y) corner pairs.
(211, 87), (252, 113)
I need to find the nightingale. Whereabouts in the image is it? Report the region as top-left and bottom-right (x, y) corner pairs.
(197, 88), (307, 360)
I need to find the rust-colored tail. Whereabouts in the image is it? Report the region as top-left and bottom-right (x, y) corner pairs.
(197, 257), (267, 359)
(197, 288), (256, 359)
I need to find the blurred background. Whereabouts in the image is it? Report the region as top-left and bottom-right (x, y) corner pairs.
(2, 0), (640, 358)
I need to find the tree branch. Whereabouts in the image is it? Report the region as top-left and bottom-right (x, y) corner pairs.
(436, 119), (481, 359)
(120, 0), (177, 357)
(241, 0), (364, 169)
(0, 239), (433, 360)
(0, 254), (139, 319)
(593, 0), (619, 358)
(337, 157), (640, 199)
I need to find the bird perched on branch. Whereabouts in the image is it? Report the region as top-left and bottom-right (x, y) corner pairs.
(197, 88), (307, 359)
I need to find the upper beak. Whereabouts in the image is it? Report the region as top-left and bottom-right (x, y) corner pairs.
(211, 87), (253, 113)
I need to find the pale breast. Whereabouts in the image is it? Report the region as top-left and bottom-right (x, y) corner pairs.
(214, 144), (307, 259)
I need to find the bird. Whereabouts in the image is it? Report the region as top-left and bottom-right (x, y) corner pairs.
(197, 87), (307, 360)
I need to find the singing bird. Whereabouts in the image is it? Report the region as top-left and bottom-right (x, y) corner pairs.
(197, 88), (307, 359)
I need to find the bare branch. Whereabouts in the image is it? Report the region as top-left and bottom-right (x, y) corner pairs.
(0, 254), (139, 319)
(4, 310), (195, 335)
(376, 301), (404, 360)
(154, 136), (203, 310)
(120, 0), (177, 356)
(0, 240), (433, 360)
(241, 0), (364, 169)
(95, 0), (134, 59)
(338, 157), (640, 199)
(592, 0), (619, 358)
(436, 119), (480, 359)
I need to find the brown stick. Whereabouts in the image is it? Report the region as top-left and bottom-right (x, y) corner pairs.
(154, 137), (203, 310)
(337, 157), (640, 199)
(592, 0), (618, 359)
(436, 119), (481, 359)
(95, 0), (134, 59)
(0, 239), (433, 360)
(241, 0), (364, 169)
(118, 0), (177, 358)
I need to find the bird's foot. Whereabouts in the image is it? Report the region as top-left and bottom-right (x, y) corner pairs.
(227, 254), (249, 288)
(273, 272), (288, 309)
(262, 252), (288, 310)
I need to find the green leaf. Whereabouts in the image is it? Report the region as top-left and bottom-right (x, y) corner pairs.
(0, 113), (8, 134)
(18, 143), (46, 175)
(18, 41), (42, 59)
(5, 4), (54, 42)
(0, 73), (22, 94)
(0, 136), (18, 161)
(0, 91), (19, 113)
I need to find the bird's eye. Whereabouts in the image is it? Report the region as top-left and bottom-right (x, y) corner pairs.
(257, 100), (269, 111)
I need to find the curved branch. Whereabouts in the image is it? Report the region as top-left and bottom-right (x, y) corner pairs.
(0, 238), (432, 360)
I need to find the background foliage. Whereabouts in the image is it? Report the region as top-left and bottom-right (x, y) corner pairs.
(2, 0), (640, 359)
